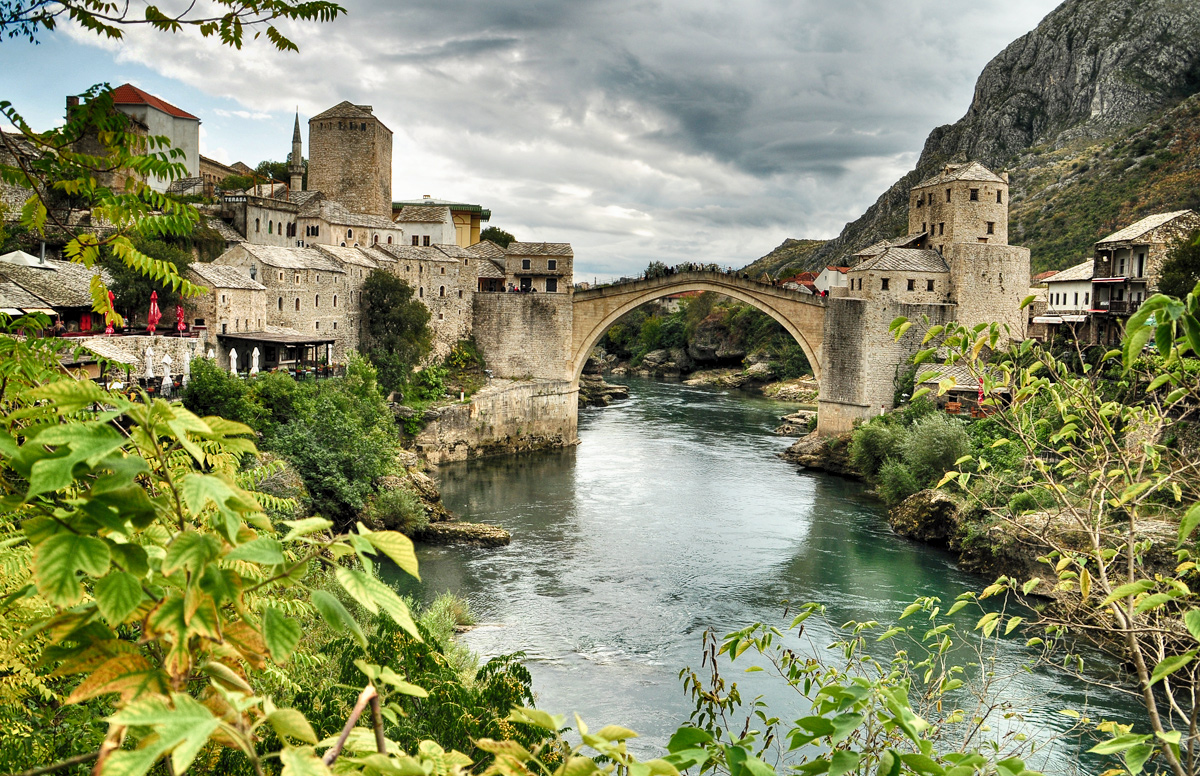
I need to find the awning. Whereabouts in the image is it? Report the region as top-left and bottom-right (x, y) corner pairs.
(22, 307), (57, 314)
(217, 331), (336, 346)
(1061, 315), (1088, 322)
(1, 307), (24, 315)
(1092, 277), (1127, 283)
(1032, 316), (1063, 324)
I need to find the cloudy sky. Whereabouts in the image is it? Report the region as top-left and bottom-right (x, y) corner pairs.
(0, 0), (1060, 279)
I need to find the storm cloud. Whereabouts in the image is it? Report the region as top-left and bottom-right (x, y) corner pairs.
(61, 0), (1060, 277)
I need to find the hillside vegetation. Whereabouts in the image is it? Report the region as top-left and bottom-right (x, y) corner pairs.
(739, 237), (826, 280)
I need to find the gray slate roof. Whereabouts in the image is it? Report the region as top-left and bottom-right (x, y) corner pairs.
(1096, 210), (1196, 245)
(0, 258), (113, 307)
(505, 242), (573, 257)
(313, 199), (398, 230)
(315, 244), (381, 268)
(235, 245), (345, 273)
(913, 161), (1006, 189)
(394, 205), (451, 224)
(467, 241), (506, 259)
(311, 101), (376, 121)
(189, 263), (266, 291)
(204, 217), (245, 243)
(852, 247), (949, 274)
(855, 232), (926, 259)
(0, 279), (51, 310)
(1043, 259), (1094, 284)
(476, 259), (505, 279)
(375, 244), (466, 263)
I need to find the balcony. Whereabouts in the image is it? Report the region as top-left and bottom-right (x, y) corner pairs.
(1096, 299), (1141, 315)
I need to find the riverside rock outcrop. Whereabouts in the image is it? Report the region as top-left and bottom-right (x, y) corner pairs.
(779, 432), (858, 478)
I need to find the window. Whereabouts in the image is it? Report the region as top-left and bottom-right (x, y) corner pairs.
(997, 190), (1003, 204)
(255, 218), (260, 232)
(907, 279), (915, 291)
(440, 267), (445, 275)
(922, 222), (927, 233)
(314, 225), (319, 237)
(315, 321), (319, 330)
(881, 278), (890, 290)
(548, 259), (557, 270)
(916, 196), (922, 208)
(268, 220), (273, 234)
(986, 222), (995, 235)
(295, 298), (300, 311)
(945, 189), (951, 202)
(926, 279), (934, 292)
(522, 259), (531, 270)
(295, 274), (300, 284)
(439, 286), (445, 297)
(458, 289), (463, 298)
(315, 295), (319, 307)
(423, 236), (430, 246)
(316, 274), (320, 282)
(333, 321), (337, 329)
(279, 272), (284, 281)
(437, 312), (444, 321)
(222, 323), (227, 334)
(333, 294), (338, 307)
(278, 297), (283, 311)
(347, 228), (353, 239)
(1137, 252), (1145, 276)
(419, 287), (423, 298)
(1085, 292), (1090, 305)
(374, 234), (379, 243)
(1074, 292), (1078, 305)
(412, 236), (419, 245)
(969, 188), (979, 201)
(546, 278), (558, 293)
(387, 236), (393, 244)
(361, 123), (366, 131)
(221, 294), (227, 304)
(938, 223), (945, 236)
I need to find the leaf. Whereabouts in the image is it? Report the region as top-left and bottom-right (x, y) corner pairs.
(828, 751), (860, 776)
(161, 531), (220, 577)
(34, 533), (111, 606)
(337, 568), (420, 639)
(268, 709), (319, 745)
(1179, 503), (1200, 546)
(283, 517), (334, 541)
(1089, 734), (1151, 755)
(94, 572), (144, 624)
(1125, 743), (1154, 775)
(1149, 651), (1195, 686)
(1021, 577), (1041, 595)
(280, 746), (333, 776)
(1184, 610), (1200, 642)
(226, 537), (285, 566)
(666, 727), (713, 753)
(67, 654), (165, 703)
(1100, 580), (1155, 607)
(898, 753), (944, 776)
(508, 707), (564, 731)
(106, 693), (219, 776)
(311, 589), (367, 648)
(262, 604), (303, 663)
(24, 423), (127, 497)
(595, 725), (638, 741)
(362, 529), (420, 580)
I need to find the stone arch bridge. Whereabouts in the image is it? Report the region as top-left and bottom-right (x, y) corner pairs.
(571, 271), (826, 381)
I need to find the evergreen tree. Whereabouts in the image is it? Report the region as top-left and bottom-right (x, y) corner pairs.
(1158, 228), (1200, 298)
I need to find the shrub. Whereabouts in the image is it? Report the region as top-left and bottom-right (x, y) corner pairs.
(877, 459), (921, 507)
(181, 356), (257, 425)
(901, 412), (973, 485)
(1007, 487), (1055, 515)
(849, 419), (907, 477)
(369, 487), (429, 534)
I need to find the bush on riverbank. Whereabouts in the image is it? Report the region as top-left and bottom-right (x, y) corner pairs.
(848, 401), (971, 506)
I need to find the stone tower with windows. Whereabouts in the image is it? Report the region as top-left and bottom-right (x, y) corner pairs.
(307, 102), (393, 217)
(288, 112), (304, 192)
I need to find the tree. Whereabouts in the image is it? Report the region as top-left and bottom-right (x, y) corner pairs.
(100, 236), (194, 318)
(256, 158), (306, 189)
(360, 269), (432, 392)
(479, 226), (515, 248)
(1158, 228), (1200, 299)
(890, 282), (1200, 776)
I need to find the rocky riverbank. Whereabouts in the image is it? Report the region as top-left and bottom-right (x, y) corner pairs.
(378, 451), (512, 546)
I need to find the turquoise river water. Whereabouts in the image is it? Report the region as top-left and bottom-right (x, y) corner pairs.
(389, 377), (1141, 773)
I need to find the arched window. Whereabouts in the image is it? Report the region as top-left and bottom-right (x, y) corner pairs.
(268, 220), (273, 234)
(387, 236), (393, 244)
(419, 287), (423, 298)
(255, 218), (260, 232)
(439, 286), (445, 297)
(295, 298), (300, 311)
(277, 297), (283, 311)
(347, 228), (353, 239)
(333, 295), (338, 308)
(373, 234), (379, 243)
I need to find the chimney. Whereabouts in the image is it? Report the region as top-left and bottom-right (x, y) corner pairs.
(1000, 171), (1010, 183)
(66, 95), (79, 109)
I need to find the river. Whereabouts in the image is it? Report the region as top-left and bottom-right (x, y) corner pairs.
(391, 377), (1138, 772)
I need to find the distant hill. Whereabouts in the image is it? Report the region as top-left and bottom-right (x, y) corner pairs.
(776, 0), (1200, 276)
(739, 238), (826, 279)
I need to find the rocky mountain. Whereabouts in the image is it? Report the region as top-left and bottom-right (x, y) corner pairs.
(739, 238), (826, 279)
(790, 0), (1200, 274)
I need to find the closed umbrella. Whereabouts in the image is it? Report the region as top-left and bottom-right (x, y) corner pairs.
(147, 291), (162, 334)
(182, 348), (192, 387)
(250, 347), (260, 375)
(161, 353), (173, 396)
(176, 304), (186, 334)
(104, 290), (115, 335)
(144, 346), (155, 380)
(229, 347), (238, 375)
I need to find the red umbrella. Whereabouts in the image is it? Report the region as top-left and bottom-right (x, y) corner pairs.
(104, 290), (115, 335)
(147, 291), (162, 334)
(176, 304), (186, 334)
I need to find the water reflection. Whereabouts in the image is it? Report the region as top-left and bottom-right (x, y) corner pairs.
(387, 378), (1137, 770)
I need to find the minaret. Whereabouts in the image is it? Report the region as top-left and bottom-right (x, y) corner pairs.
(288, 111), (304, 192)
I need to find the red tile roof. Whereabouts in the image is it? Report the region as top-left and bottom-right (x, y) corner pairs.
(110, 84), (199, 121)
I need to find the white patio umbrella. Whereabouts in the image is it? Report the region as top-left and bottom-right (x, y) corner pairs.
(229, 348), (239, 375)
(144, 346), (155, 380)
(182, 348), (193, 387)
(250, 347), (260, 375)
(160, 353), (173, 396)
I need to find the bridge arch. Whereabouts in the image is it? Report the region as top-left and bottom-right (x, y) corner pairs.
(570, 272), (825, 384)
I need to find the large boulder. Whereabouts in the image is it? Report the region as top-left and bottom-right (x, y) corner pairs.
(780, 431), (858, 478)
(888, 489), (962, 547)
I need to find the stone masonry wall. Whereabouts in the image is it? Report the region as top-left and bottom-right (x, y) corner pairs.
(911, 178), (1009, 251)
(945, 243), (1030, 337)
(414, 379), (579, 465)
(308, 115), (392, 218)
(472, 293), (573, 380)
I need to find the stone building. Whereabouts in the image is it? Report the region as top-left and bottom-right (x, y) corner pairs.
(375, 243), (480, 356)
(818, 161), (1030, 434)
(200, 155), (241, 188)
(307, 102), (393, 218)
(504, 243), (573, 293)
(1088, 210), (1200, 344)
(186, 263), (267, 337)
(298, 196), (404, 249)
(392, 196), (491, 247)
(109, 84), (200, 192)
(394, 205), (455, 246)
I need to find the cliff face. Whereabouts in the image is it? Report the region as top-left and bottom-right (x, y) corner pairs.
(807, 0), (1200, 269)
